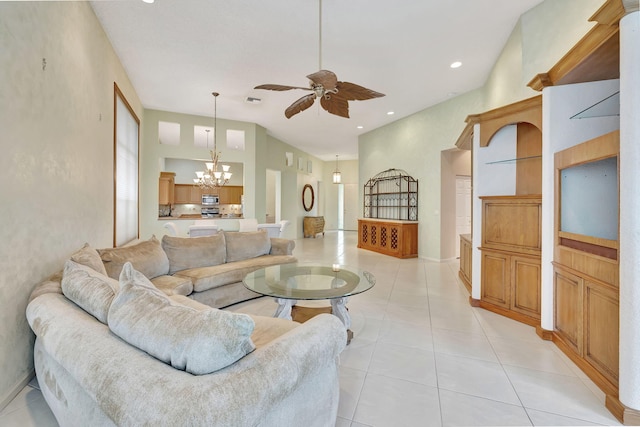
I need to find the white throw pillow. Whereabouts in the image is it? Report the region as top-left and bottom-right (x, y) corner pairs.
(108, 263), (255, 375)
(61, 259), (119, 324)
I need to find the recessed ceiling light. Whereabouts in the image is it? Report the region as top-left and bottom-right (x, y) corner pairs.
(142, 0), (154, 3)
(357, 125), (363, 129)
(387, 111), (394, 115)
(450, 61), (462, 69)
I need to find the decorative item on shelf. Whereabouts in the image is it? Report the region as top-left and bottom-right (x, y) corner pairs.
(363, 168), (418, 221)
(194, 92), (232, 189)
(332, 154), (341, 184)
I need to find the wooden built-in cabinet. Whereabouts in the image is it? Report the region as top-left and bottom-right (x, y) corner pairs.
(303, 216), (325, 238)
(358, 219), (418, 259)
(479, 195), (542, 325)
(159, 172), (175, 205)
(551, 130), (620, 399)
(459, 234), (472, 293)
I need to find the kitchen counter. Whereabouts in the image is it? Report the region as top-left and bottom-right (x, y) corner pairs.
(158, 215), (243, 220)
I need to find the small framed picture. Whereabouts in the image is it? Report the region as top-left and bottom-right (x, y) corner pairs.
(298, 157), (305, 171)
(285, 152), (293, 167)
(307, 160), (313, 173)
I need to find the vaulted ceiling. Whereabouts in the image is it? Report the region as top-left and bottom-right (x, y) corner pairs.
(91, 0), (544, 161)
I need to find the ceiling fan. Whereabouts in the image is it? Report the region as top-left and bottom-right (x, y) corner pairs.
(254, 0), (385, 119)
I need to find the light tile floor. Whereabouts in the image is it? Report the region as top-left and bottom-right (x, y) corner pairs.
(0, 231), (621, 427)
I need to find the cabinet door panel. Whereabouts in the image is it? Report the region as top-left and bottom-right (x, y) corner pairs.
(481, 251), (510, 308)
(511, 256), (541, 318)
(584, 282), (619, 386)
(554, 269), (583, 354)
(174, 185), (191, 204)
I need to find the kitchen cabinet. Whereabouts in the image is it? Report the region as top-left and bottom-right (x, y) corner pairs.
(218, 186), (243, 204)
(173, 185), (243, 205)
(174, 184), (202, 204)
(358, 219), (418, 258)
(159, 172), (175, 205)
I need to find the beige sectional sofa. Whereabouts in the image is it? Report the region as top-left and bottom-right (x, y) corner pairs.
(98, 230), (297, 308)
(26, 232), (347, 426)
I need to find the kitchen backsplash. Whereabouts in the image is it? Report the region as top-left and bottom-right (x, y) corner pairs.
(159, 204), (243, 217)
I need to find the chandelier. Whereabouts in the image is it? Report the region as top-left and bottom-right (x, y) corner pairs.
(194, 92), (232, 189)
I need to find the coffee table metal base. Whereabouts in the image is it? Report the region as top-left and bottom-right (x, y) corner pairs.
(274, 297), (354, 344)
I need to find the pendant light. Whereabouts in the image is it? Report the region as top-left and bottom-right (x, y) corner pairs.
(332, 155), (341, 184)
(194, 92), (232, 189)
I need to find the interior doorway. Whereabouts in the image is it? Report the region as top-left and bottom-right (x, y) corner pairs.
(455, 175), (472, 254)
(266, 169), (281, 223)
(343, 183), (358, 230)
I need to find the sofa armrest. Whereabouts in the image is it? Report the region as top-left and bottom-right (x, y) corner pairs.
(269, 237), (295, 255)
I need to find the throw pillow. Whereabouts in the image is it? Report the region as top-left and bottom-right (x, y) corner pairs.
(224, 230), (271, 263)
(108, 263), (255, 375)
(161, 233), (226, 275)
(70, 243), (108, 276)
(61, 259), (119, 324)
(98, 236), (170, 280)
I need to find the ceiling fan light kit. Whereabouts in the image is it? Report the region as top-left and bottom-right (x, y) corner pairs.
(254, 0), (384, 119)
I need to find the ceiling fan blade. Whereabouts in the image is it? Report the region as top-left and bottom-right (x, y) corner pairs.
(285, 94), (317, 118)
(254, 84), (311, 91)
(335, 81), (385, 100)
(320, 94), (349, 118)
(307, 70), (338, 91)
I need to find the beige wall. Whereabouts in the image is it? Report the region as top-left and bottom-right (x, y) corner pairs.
(359, 0), (602, 260)
(0, 2), (141, 407)
(359, 89), (484, 260)
(259, 134), (326, 239)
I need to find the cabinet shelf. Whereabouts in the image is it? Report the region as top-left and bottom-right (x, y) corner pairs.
(570, 91), (619, 120)
(363, 169), (418, 221)
(485, 155), (542, 165)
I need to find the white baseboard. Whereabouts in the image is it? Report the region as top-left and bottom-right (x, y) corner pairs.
(420, 256), (458, 263)
(0, 369), (35, 412)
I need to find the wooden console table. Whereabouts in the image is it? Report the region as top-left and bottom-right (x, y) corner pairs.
(303, 216), (325, 238)
(357, 219), (418, 258)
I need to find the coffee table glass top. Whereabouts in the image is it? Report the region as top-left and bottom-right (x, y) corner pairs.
(243, 263), (375, 300)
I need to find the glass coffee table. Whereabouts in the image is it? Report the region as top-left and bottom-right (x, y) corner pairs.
(243, 263), (376, 343)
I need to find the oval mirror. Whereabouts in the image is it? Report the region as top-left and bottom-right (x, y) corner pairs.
(302, 184), (314, 212)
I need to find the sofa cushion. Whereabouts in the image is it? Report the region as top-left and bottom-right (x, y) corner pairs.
(61, 260), (119, 324)
(98, 236), (169, 280)
(161, 234), (226, 275)
(108, 263), (255, 375)
(70, 243), (108, 276)
(150, 275), (193, 296)
(224, 230), (271, 263)
(248, 315), (300, 348)
(175, 254), (297, 293)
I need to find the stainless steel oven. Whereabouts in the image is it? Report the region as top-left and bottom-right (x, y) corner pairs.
(201, 207), (220, 218)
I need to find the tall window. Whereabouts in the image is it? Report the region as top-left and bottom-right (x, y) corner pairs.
(114, 83), (140, 247)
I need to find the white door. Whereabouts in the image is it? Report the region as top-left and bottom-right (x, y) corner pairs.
(343, 184), (358, 231)
(455, 176), (472, 254)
